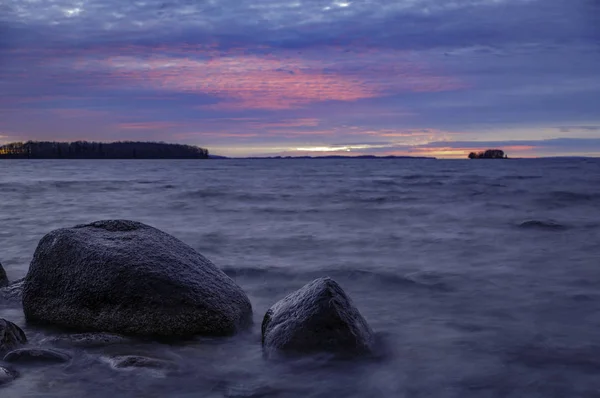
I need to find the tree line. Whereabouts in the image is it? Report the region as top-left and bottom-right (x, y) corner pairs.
(0, 141), (209, 159)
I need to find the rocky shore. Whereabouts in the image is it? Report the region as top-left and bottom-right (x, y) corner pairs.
(0, 220), (374, 387)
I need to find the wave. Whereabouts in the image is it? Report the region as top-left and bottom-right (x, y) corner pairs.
(508, 343), (600, 371)
(403, 174), (433, 180)
(371, 179), (398, 187)
(518, 220), (567, 230)
(221, 266), (455, 292)
(548, 191), (600, 203)
(502, 175), (542, 180)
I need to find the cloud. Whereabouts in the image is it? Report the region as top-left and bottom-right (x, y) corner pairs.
(0, 0), (599, 156)
(60, 49), (463, 110)
(558, 125), (600, 133)
(117, 121), (185, 130)
(2, 0), (597, 55)
(419, 138), (600, 150)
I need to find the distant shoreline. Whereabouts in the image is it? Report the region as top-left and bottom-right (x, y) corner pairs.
(210, 155), (437, 160)
(0, 141), (209, 159)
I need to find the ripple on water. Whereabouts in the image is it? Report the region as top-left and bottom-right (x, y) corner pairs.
(518, 220), (567, 230)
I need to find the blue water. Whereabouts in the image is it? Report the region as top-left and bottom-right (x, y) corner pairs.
(1, 158), (600, 397)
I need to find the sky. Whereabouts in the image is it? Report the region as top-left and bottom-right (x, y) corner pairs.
(1, 0), (599, 158)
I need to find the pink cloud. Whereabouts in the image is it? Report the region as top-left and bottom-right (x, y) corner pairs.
(71, 47), (465, 110)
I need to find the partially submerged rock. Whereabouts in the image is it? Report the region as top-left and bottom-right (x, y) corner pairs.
(262, 277), (374, 356)
(0, 319), (27, 353)
(23, 220), (253, 338)
(106, 355), (177, 370)
(221, 382), (280, 398)
(3, 348), (71, 364)
(0, 366), (19, 386)
(0, 262), (7, 288)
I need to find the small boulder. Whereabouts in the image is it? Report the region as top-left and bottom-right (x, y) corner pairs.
(262, 277), (374, 356)
(3, 348), (71, 364)
(0, 319), (27, 353)
(0, 262), (7, 288)
(22, 220), (253, 337)
(0, 366), (19, 386)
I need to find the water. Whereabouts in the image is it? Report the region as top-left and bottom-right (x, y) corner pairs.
(1, 158), (600, 397)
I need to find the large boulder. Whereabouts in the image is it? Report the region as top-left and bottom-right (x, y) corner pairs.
(0, 262), (7, 288)
(0, 319), (27, 353)
(261, 277), (374, 356)
(22, 220), (253, 338)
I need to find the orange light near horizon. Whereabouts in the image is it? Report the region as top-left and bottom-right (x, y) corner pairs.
(405, 144), (538, 159)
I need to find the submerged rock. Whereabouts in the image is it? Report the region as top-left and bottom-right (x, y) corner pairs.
(3, 348), (71, 364)
(0, 319), (27, 353)
(0, 262), (7, 288)
(106, 355), (177, 370)
(0, 279), (24, 303)
(262, 277), (374, 356)
(22, 220), (253, 337)
(222, 383), (280, 398)
(0, 366), (19, 386)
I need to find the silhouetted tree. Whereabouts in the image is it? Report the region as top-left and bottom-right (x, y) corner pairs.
(468, 149), (506, 159)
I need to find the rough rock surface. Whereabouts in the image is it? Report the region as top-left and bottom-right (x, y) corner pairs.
(3, 348), (71, 364)
(0, 262), (7, 288)
(0, 319), (27, 353)
(262, 277), (374, 356)
(22, 220), (253, 337)
(0, 366), (19, 386)
(42, 333), (134, 348)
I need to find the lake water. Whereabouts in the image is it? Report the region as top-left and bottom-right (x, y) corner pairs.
(1, 158), (600, 397)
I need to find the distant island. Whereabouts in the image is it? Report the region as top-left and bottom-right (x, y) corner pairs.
(236, 155), (436, 160)
(0, 141), (209, 159)
(468, 149), (507, 159)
